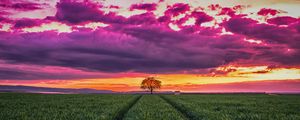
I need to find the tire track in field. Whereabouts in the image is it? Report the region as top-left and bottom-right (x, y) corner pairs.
(114, 95), (142, 120)
(160, 95), (196, 120)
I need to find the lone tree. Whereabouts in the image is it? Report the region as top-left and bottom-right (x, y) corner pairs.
(141, 77), (161, 94)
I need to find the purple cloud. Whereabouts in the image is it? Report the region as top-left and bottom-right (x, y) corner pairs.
(0, 1), (43, 11)
(0, 24), (255, 73)
(222, 16), (300, 65)
(267, 16), (298, 25)
(257, 8), (280, 16)
(222, 16), (300, 45)
(55, 1), (103, 24)
(130, 3), (157, 11)
(14, 18), (49, 29)
(0, 61), (117, 80)
(55, 0), (125, 24)
(218, 7), (236, 16)
(165, 3), (190, 16)
(0, 16), (8, 22)
(0, 0), (299, 80)
(191, 11), (214, 25)
(208, 4), (221, 11)
(127, 12), (158, 25)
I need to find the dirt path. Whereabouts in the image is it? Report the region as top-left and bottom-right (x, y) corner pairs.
(160, 95), (194, 120)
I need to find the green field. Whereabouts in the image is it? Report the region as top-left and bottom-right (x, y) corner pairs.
(162, 94), (300, 120)
(124, 95), (186, 120)
(0, 93), (139, 120)
(1, 93), (300, 120)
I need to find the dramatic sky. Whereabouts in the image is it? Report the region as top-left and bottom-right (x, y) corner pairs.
(0, 0), (300, 92)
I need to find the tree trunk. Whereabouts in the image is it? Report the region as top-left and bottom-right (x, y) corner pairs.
(150, 88), (153, 94)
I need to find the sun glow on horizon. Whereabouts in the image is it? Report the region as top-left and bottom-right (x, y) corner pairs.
(1, 65), (299, 92)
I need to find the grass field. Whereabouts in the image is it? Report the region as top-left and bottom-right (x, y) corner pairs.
(162, 94), (300, 120)
(124, 95), (187, 120)
(0, 93), (140, 120)
(0, 93), (300, 120)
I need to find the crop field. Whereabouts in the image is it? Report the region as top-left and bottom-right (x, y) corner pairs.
(0, 93), (139, 120)
(1, 93), (300, 120)
(124, 95), (187, 120)
(162, 94), (300, 120)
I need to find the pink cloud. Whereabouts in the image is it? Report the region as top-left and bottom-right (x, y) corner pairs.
(208, 4), (221, 11)
(127, 12), (158, 24)
(257, 8), (281, 16)
(130, 3), (157, 11)
(222, 16), (300, 65)
(267, 16), (299, 25)
(218, 7), (236, 16)
(191, 11), (214, 25)
(0, 0), (299, 82)
(0, 1), (44, 11)
(13, 18), (50, 29)
(165, 3), (190, 16)
(55, 0), (125, 24)
(163, 80), (300, 93)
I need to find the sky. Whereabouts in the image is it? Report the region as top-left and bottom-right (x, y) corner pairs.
(0, 0), (300, 92)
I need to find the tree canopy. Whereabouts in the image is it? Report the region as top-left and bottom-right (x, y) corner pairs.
(141, 77), (161, 94)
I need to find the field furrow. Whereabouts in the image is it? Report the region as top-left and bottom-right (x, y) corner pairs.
(113, 95), (142, 120)
(160, 95), (196, 120)
(1, 93), (300, 120)
(123, 95), (188, 120)
(162, 94), (300, 120)
(0, 93), (139, 120)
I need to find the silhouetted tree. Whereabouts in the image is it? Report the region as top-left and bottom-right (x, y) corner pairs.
(141, 77), (161, 94)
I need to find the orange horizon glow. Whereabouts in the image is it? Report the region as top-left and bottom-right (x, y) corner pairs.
(1, 65), (299, 92)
